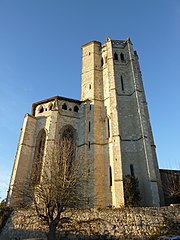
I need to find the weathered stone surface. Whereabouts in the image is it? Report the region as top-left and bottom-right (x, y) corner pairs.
(7, 38), (164, 210)
(0, 206), (179, 240)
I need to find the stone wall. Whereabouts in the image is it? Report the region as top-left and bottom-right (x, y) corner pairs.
(1, 206), (180, 240)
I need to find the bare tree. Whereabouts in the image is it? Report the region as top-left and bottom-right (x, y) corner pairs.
(15, 137), (84, 240)
(164, 170), (180, 204)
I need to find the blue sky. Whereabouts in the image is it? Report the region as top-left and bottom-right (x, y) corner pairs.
(0, 0), (180, 200)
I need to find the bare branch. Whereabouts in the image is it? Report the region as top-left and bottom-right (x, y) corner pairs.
(12, 137), (85, 240)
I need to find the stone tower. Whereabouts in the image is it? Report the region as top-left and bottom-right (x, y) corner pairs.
(7, 37), (164, 207)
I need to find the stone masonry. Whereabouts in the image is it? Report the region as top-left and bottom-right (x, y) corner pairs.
(1, 206), (180, 239)
(7, 37), (164, 208)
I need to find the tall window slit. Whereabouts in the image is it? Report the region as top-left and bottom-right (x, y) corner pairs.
(89, 121), (91, 132)
(107, 118), (111, 138)
(130, 164), (134, 177)
(109, 166), (112, 186)
(121, 75), (124, 91)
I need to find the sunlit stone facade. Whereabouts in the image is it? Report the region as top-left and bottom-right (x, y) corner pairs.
(7, 37), (164, 207)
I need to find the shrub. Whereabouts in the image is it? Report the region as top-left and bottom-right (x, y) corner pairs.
(124, 175), (141, 207)
(0, 200), (12, 232)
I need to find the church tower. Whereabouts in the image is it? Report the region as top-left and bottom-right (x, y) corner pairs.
(80, 37), (163, 207)
(7, 37), (164, 208)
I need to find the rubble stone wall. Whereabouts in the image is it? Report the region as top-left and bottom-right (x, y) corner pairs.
(1, 206), (180, 240)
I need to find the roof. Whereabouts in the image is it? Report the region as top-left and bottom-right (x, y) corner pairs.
(32, 95), (82, 115)
(81, 40), (101, 48)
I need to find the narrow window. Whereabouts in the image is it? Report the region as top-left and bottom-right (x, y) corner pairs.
(49, 104), (53, 111)
(107, 118), (110, 138)
(74, 106), (79, 112)
(105, 56), (107, 63)
(89, 121), (91, 132)
(130, 164), (134, 177)
(31, 129), (46, 186)
(89, 84), (91, 90)
(121, 75), (124, 91)
(60, 126), (76, 175)
(120, 53), (125, 61)
(89, 104), (91, 110)
(88, 141), (90, 149)
(114, 52), (118, 60)
(101, 58), (104, 66)
(62, 103), (67, 110)
(109, 166), (112, 186)
(134, 51), (138, 57)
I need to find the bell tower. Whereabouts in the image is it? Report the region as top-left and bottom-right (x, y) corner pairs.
(81, 41), (107, 207)
(8, 37), (164, 208)
(81, 37), (164, 207)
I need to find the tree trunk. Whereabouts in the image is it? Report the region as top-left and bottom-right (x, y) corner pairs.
(47, 221), (57, 240)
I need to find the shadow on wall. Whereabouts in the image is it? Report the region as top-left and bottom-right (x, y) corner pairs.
(1, 207), (179, 240)
(1, 228), (122, 240)
(0, 229), (46, 240)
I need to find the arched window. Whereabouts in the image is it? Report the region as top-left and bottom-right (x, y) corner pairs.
(39, 106), (44, 113)
(49, 103), (53, 111)
(114, 52), (118, 61)
(120, 53), (125, 61)
(134, 51), (138, 57)
(31, 129), (46, 185)
(74, 106), (79, 112)
(60, 126), (76, 174)
(62, 103), (67, 110)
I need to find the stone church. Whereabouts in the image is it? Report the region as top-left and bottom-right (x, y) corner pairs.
(7, 37), (164, 208)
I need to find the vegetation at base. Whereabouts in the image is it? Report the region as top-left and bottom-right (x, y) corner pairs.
(124, 175), (141, 207)
(146, 216), (180, 240)
(162, 217), (180, 235)
(164, 170), (180, 204)
(0, 199), (12, 233)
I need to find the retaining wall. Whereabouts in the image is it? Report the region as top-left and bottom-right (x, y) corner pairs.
(1, 206), (180, 239)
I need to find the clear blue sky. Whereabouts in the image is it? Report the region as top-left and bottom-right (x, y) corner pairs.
(0, 0), (180, 200)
